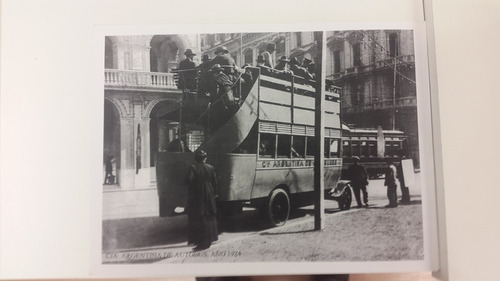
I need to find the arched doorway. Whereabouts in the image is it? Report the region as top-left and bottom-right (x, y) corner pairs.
(149, 100), (182, 167)
(103, 99), (121, 185)
(149, 35), (183, 72)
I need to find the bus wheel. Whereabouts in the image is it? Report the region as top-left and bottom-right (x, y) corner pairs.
(338, 187), (352, 211)
(267, 189), (290, 227)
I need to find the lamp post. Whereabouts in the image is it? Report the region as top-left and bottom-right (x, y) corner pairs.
(313, 31), (325, 230)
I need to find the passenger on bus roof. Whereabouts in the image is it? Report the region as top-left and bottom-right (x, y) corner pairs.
(198, 54), (217, 97)
(302, 58), (312, 69)
(205, 46), (238, 75)
(178, 49), (198, 92)
(260, 43), (276, 68)
(256, 55), (272, 76)
(289, 57), (310, 80)
(307, 63), (316, 81)
(274, 56), (291, 71)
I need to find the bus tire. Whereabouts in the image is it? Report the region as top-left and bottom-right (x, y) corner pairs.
(338, 187), (352, 211)
(266, 188), (290, 227)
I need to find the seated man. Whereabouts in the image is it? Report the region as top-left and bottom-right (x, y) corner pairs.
(256, 55), (272, 76)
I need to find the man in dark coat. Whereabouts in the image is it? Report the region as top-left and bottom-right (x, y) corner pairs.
(185, 149), (218, 251)
(178, 49), (198, 91)
(198, 54), (217, 96)
(346, 156), (369, 208)
(206, 47), (240, 108)
(104, 156), (114, 184)
(289, 57), (312, 81)
(274, 56), (290, 71)
(256, 55), (272, 76)
(205, 46), (238, 74)
(384, 159), (399, 208)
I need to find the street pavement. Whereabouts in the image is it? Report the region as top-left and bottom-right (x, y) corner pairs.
(101, 174), (422, 263)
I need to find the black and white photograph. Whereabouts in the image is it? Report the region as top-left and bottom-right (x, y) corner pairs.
(97, 24), (438, 275)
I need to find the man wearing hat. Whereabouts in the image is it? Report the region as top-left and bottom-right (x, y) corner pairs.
(289, 57), (309, 80)
(198, 54), (216, 96)
(178, 48), (198, 91)
(206, 46), (238, 73)
(302, 57), (312, 69)
(255, 55), (271, 75)
(346, 156), (369, 208)
(384, 159), (399, 208)
(274, 55), (291, 71)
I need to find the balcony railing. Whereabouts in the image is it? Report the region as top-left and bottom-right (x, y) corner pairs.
(104, 69), (178, 90)
(344, 96), (417, 113)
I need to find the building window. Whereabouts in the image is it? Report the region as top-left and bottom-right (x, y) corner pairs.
(333, 50), (341, 73)
(244, 49), (253, 65)
(389, 33), (399, 57)
(275, 37), (285, 56)
(353, 43), (361, 67)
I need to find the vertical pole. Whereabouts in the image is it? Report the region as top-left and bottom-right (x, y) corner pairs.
(392, 57), (397, 130)
(314, 31), (325, 230)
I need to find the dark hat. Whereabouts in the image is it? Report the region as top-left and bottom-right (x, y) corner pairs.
(289, 57), (300, 65)
(184, 49), (196, 56)
(279, 56), (290, 62)
(256, 55), (266, 63)
(352, 156), (360, 161)
(212, 64), (223, 71)
(215, 46), (229, 54)
(194, 149), (207, 162)
(303, 58), (312, 64)
(201, 54), (210, 62)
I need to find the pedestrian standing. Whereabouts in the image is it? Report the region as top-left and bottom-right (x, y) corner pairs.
(185, 149), (219, 251)
(104, 156), (114, 184)
(346, 156), (369, 208)
(384, 159), (399, 208)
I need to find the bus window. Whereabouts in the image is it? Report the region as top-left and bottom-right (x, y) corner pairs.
(368, 141), (377, 157)
(343, 140), (351, 157)
(351, 141), (360, 157)
(277, 135), (292, 158)
(360, 141), (368, 158)
(306, 137), (317, 157)
(328, 139), (340, 158)
(385, 141), (398, 157)
(292, 136), (305, 158)
(259, 133), (276, 158)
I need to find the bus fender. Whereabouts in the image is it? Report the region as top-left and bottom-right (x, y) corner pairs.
(327, 180), (351, 200)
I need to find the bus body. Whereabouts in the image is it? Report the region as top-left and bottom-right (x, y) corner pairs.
(342, 127), (408, 178)
(156, 67), (346, 226)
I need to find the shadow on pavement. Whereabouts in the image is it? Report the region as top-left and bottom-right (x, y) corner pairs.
(102, 215), (188, 251)
(259, 229), (317, 236)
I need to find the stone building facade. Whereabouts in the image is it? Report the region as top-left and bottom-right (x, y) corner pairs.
(325, 30), (419, 165)
(103, 34), (200, 189)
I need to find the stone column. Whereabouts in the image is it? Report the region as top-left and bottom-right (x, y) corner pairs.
(119, 118), (135, 189)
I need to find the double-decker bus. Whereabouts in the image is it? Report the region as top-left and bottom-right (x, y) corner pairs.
(156, 66), (349, 226)
(342, 126), (408, 178)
